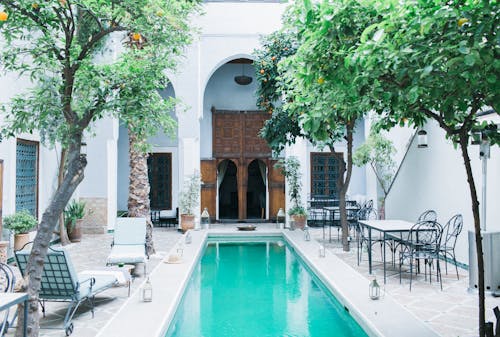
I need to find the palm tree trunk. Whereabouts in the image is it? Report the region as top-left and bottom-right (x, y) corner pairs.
(127, 129), (155, 256)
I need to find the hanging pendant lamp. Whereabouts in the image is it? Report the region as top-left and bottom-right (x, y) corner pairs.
(234, 64), (252, 85)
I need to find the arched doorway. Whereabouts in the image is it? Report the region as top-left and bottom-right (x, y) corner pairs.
(218, 160), (238, 219)
(247, 160), (266, 219)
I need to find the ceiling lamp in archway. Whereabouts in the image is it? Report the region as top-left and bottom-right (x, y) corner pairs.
(234, 64), (252, 85)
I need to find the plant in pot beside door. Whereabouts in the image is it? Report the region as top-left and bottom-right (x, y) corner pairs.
(179, 172), (201, 233)
(64, 200), (87, 242)
(3, 210), (38, 251)
(276, 157), (307, 230)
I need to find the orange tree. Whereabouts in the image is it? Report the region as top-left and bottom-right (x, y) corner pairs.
(0, 0), (199, 336)
(272, 0), (380, 251)
(355, 1), (499, 335)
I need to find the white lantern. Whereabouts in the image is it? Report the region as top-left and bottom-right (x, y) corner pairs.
(304, 226), (311, 241)
(201, 207), (210, 229)
(319, 244), (326, 258)
(417, 130), (428, 148)
(369, 278), (380, 300)
(142, 277), (153, 302)
(276, 208), (285, 229)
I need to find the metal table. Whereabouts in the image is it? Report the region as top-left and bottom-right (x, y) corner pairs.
(0, 292), (28, 337)
(323, 205), (360, 242)
(358, 219), (415, 283)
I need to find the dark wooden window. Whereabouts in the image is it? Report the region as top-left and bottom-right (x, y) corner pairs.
(147, 153), (172, 209)
(16, 139), (39, 217)
(310, 152), (342, 199)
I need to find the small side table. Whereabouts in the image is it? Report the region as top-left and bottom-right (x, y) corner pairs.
(0, 293), (28, 337)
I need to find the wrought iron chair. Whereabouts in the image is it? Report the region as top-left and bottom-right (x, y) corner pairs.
(356, 208), (383, 265)
(15, 245), (119, 336)
(439, 214), (463, 279)
(417, 209), (437, 222)
(398, 220), (443, 291)
(0, 263), (16, 336)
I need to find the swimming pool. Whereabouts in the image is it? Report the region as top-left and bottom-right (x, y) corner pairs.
(165, 238), (368, 337)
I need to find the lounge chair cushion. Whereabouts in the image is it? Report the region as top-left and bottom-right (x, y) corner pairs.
(113, 218), (147, 245)
(106, 245), (146, 264)
(76, 273), (118, 301)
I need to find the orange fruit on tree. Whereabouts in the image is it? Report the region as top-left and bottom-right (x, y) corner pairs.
(271, 56), (277, 61)
(260, 69), (265, 75)
(317, 77), (325, 84)
(32, 3), (39, 9)
(59, 0), (67, 5)
(0, 11), (8, 22)
(458, 18), (469, 27)
(132, 33), (141, 41)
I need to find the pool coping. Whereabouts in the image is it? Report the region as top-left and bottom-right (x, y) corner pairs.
(96, 228), (440, 337)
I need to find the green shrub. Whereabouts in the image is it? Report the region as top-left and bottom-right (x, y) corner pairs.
(64, 200), (86, 231)
(3, 211), (38, 234)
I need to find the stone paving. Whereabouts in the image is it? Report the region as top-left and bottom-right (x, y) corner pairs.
(3, 224), (499, 337)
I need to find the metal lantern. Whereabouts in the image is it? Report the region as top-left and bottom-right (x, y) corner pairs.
(80, 142), (87, 156)
(319, 244), (326, 258)
(304, 225), (311, 241)
(417, 130), (428, 148)
(142, 277), (153, 302)
(201, 207), (210, 229)
(176, 243), (184, 257)
(276, 208), (285, 229)
(369, 278), (380, 300)
(185, 231), (192, 244)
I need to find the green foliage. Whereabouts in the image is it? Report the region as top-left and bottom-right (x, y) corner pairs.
(3, 211), (38, 234)
(0, 0), (201, 149)
(275, 157), (305, 215)
(353, 129), (396, 195)
(179, 172), (201, 215)
(355, 0), (499, 144)
(64, 200), (87, 231)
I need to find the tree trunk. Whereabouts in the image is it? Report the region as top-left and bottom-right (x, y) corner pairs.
(459, 135), (486, 337)
(127, 129), (155, 256)
(58, 149), (71, 246)
(16, 142), (86, 337)
(332, 121), (355, 252)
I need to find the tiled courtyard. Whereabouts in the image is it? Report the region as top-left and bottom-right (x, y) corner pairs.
(5, 224), (499, 337)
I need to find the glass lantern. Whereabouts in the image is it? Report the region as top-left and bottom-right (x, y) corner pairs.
(276, 208), (285, 229)
(185, 231), (192, 244)
(142, 277), (153, 302)
(319, 244), (326, 258)
(417, 130), (428, 148)
(304, 225), (311, 241)
(369, 278), (380, 300)
(201, 207), (210, 229)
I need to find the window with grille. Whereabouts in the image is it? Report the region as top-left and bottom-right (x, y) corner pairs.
(16, 139), (39, 217)
(310, 152), (341, 199)
(147, 153), (172, 210)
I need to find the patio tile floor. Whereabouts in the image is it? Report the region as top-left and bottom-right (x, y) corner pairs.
(4, 224), (499, 337)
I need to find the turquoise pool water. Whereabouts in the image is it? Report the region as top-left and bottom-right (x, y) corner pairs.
(165, 239), (368, 337)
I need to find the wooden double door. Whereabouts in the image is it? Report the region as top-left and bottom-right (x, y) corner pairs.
(200, 109), (285, 221)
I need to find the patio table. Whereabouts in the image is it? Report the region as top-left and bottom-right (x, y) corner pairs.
(358, 219), (415, 283)
(324, 205), (360, 242)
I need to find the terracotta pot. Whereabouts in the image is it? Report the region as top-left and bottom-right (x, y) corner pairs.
(291, 214), (307, 230)
(14, 233), (30, 251)
(68, 219), (83, 242)
(180, 214), (195, 233)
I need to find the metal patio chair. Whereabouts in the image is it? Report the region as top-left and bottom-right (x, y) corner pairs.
(439, 214), (463, 279)
(417, 209), (437, 222)
(398, 220), (443, 291)
(15, 245), (119, 336)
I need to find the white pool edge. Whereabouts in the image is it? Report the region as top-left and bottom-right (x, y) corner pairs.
(96, 228), (440, 337)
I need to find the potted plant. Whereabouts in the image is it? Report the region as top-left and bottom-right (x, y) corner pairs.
(276, 157), (307, 230)
(3, 210), (38, 250)
(64, 200), (87, 242)
(178, 172), (201, 233)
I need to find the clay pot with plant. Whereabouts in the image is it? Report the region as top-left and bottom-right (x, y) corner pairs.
(64, 200), (87, 242)
(3, 210), (38, 250)
(276, 157), (307, 230)
(179, 172), (201, 233)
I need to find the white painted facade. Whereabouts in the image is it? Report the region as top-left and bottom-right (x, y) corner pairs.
(0, 1), (498, 268)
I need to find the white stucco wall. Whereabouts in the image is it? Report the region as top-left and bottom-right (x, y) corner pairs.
(385, 120), (500, 265)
